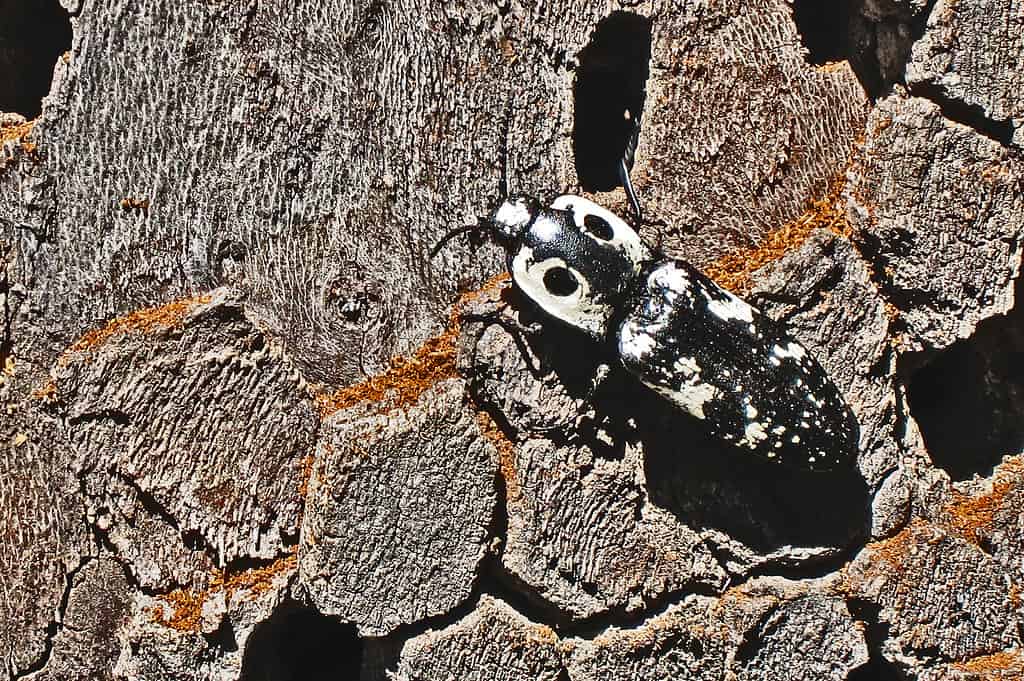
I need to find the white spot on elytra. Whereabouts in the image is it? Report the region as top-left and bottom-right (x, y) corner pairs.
(707, 293), (754, 324)
(650, 262), (691, 295)
(652, 382), (719, 420)
(743, 421), (768, 445)
(745, 404), (758, 419)
(772, 342), (807, 361)
(772, 425), (786, 435)
(619, 323), (657, 358)
(791, 435), (801, 444)
(673, 356), (700, 376)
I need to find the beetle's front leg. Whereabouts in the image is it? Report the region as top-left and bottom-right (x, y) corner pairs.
(459, 310), (547, 381)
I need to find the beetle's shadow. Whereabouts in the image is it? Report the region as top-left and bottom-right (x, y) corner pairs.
(629, 391), (869, 554)
(524, 320), (870, 556)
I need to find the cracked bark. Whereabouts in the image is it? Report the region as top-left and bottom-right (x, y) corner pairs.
(2, 0), (1023, 679)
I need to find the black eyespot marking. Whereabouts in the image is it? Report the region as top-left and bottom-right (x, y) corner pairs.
(583, 214), (614, 240)
(543, 267), (579, 296)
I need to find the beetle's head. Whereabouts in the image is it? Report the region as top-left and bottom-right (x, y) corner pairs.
(491, 195), (651, 341)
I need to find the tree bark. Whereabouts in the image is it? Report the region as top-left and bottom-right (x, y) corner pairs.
(2, 0), (1023, 679)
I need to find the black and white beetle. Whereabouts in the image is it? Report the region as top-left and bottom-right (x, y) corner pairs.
(434, 98), (856, 469)
(443, 192), (859, 472)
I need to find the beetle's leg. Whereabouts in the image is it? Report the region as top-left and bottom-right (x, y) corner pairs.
(460, 310), (547, 380)
(517, 362), (614, 438)
(544, 362), (612, 431)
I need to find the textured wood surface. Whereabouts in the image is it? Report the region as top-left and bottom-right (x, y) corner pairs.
(906, 0), (1023, 148)
(2, 0), (1024, 678)
(300, 378), (497, 636)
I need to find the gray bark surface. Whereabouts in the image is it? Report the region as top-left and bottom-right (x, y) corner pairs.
(300, 378), (498, 636)
(906, 0), (1024, 147)
(2, 0), (1024, 679)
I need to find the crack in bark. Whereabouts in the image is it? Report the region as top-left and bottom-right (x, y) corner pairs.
(908, 82), (1016, 147)
(67, 408), (132, 427)
(11, 555), (95, 680)
(0, 242), (16, 374)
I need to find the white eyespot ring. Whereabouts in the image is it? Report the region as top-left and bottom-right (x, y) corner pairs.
(550, 195), (649, 266)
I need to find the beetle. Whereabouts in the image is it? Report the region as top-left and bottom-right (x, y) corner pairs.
(443, 191), (858, 472)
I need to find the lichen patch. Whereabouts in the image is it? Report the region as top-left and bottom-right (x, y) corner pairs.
(705, 178), (852, 295)
(65, 294), (213, 357)
(943, 456), (1024, 546)
(152, 551), (297, 631)
(315, 329), (459, 417)
(952, 650), (1024, 676)
(0, 118), (34, 147)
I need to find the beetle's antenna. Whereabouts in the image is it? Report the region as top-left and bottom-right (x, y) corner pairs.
(499, 100), (513, 199)
(619, 107), (643, 224)
(619, 158), (642, 224)
(429, 216), (490, 259)
(430, 102), (515, 259)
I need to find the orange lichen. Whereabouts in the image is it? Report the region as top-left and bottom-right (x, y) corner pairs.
(952, 650), (1024, 677)
(858, 518), (935, 575)
(151, 587), (206, 631)
(476, 411), (520, 503)
(315, 273), (509, 417)
(871, 114), (893, 136)
(67, 294), (213, 355)
(153, 550), (298, 631)
(704, 178), (852, 295)
(816, 61), (849, 74)
(0, 119), (34, 146)
(0, 119), (38, 165)
(31, 380), (59, 405)
(297, 453), (316, 498)
(119, 197), (150, 211)
(943, 456), (1024, 546)
(212, 552), (298, 596)
(316, 328), (459, 416)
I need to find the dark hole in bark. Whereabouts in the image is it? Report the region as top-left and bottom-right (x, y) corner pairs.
(790, 0), (936, 99)
(846, 599), (903, 681)
(572, 11), (651, 192)
(0, 0), (72, 118)
(790, 1), (852, 66)
(906, 276), (1024, 481)
(239, 602), (362, 681)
